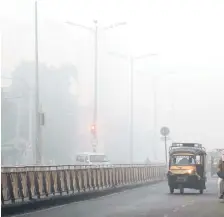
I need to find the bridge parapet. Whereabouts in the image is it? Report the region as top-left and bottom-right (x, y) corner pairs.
(1, 164), (166, 206)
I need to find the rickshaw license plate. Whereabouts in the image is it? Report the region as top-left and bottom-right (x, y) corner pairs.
(177, 176), (187, 182)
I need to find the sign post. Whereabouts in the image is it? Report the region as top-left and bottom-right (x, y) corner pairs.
(91, 124), (97, 152)
(160, 127), (170, 166)
(91, 138), (97, 152)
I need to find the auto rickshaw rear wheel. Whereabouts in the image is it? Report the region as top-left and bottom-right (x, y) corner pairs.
(200, 189), (203, 194)
(180, 186), (184, 194)
(169, 186), (174, 194)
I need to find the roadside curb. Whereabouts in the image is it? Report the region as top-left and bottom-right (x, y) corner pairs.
(2, 179), (165, 216)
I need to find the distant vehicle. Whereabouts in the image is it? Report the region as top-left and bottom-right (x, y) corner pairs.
(207, 149), (224, 176)
(75, 152), (112, 167)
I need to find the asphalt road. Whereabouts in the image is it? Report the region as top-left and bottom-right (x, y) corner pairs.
(11, 178), (224, 217)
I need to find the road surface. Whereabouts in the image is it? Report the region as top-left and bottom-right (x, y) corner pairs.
(12, 178), (224, 217)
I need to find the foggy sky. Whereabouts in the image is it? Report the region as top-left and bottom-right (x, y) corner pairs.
(1, 0), (224, 158)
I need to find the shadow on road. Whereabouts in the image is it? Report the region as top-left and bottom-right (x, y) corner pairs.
(165, 192), (216, 196)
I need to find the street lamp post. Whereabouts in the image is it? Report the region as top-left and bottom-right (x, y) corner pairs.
(152, 73), (158, 160)
(152, 71), (176, 160)
(93, 20), (98, 148)
(130, 57), (134, 163)
(109, 52), (157, 163)
(130, 54), (157, 163)
(66, 20), (126, 152)
(35, 0), (42, 164)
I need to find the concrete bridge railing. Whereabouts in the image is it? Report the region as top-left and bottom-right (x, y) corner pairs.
(1, 164), (166, 206)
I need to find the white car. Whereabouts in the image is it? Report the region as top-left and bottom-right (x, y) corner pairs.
(75, 152), (113, 168)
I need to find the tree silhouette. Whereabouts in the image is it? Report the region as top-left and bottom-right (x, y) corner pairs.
(11, 62), (79, 164)
(1, 90), (17, 144)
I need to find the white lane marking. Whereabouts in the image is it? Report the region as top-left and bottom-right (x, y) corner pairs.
(188, 200), (195, 205)
(181, 204), (186, 207)
(164, 215), (168, 217)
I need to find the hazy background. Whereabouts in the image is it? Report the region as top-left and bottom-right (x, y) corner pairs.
(1, 0), (224, 165)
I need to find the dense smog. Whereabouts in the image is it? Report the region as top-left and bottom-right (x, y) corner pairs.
(1, 0), (224, 216)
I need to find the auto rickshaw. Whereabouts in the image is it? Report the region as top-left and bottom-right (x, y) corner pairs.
(167, 143), (207, 194)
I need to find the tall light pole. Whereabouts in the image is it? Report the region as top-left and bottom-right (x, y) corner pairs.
(93, 20), (98, 148)
(152, 73), (158, 160)
(109, 52), (157, 163)
(130, 57), (134, 164)
(152, 71), (176, 160)
(66, 20), (126, 152)
(35, 0), (42, 164)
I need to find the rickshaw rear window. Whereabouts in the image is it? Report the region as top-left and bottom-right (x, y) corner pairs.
(171, 155), (196, 165)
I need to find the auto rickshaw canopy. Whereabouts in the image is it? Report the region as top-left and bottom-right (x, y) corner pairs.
(169, 143), (206, 156)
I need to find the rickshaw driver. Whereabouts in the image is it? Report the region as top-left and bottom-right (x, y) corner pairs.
(179, 157), (189, 165)
(174, 156), (195, 165)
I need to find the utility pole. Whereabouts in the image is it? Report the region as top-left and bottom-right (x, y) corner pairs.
(165, 135), (168, 165)
(152, 74), (158, 160)
(130, 57), (134, 163)
(35, 0), (41, 164)
(28, 91), (34, 162)
(66, 20), (126, 153)
(93, 20), (98, 152)
(160, 126), (170, 166)
(152, 72), (175, 161)
(108, 52), (157, 163)
(15, 99), (21, 143)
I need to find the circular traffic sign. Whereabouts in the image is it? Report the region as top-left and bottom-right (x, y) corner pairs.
(160, 127), (170, 136)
